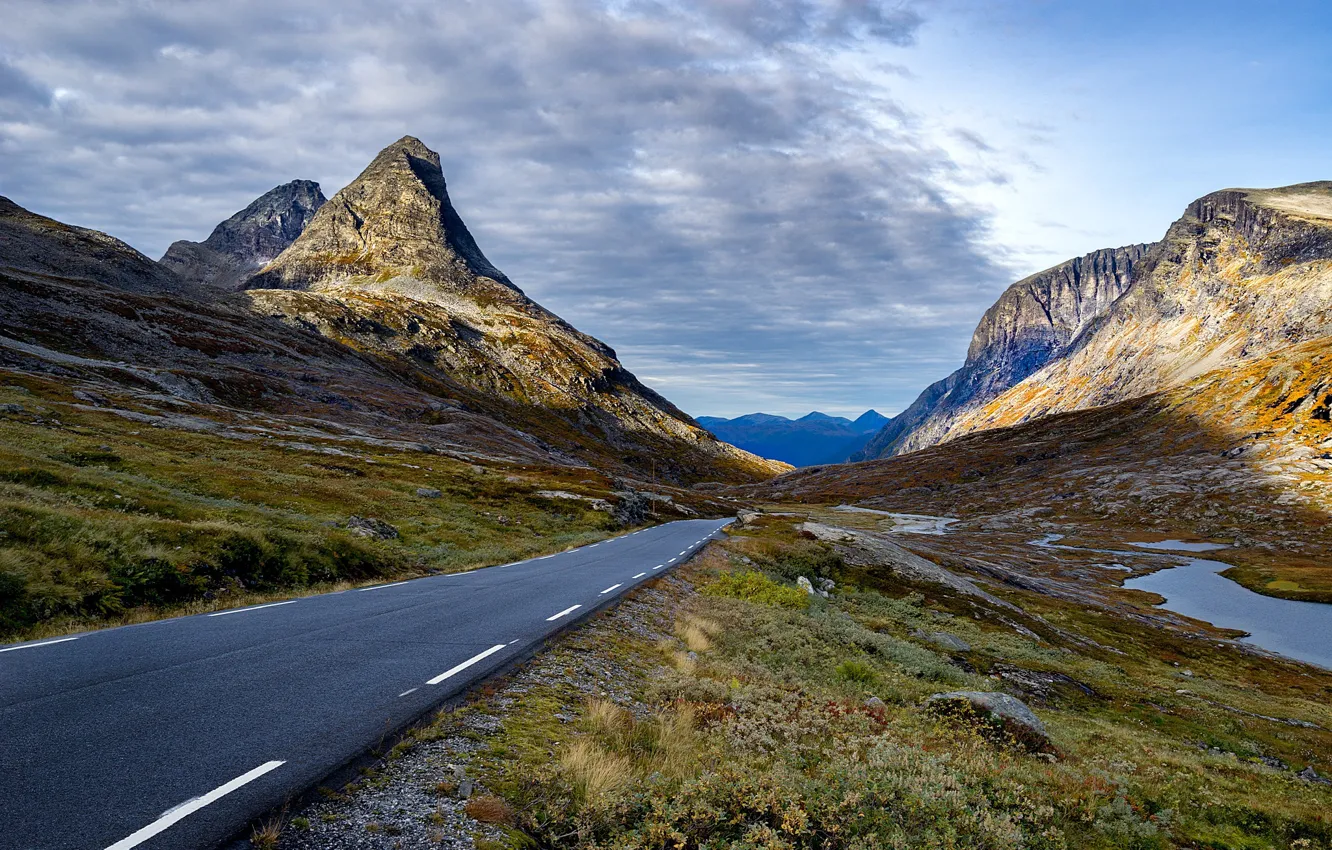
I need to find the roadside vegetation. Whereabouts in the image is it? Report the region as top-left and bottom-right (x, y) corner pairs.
(0, 377), (629, 641)
(439, 515), (1331, 850)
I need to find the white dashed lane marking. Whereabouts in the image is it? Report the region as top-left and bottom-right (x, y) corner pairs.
(545, 604), (582, 622)
(206, 601), (296, 618)
(0, 637), (79, 654)
(104, 761), (285, 850)
(599, 584), (622, 595)
(427, 644), (507, 685)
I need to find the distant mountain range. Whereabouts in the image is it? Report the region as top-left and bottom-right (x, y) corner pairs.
(697, 410), (889, 467)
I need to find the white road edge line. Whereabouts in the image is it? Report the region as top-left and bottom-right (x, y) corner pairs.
(599, 583), (622, 595)
(427, 644), (507, 685)
(104, 760), (285, 850)
(399, 688), (418, 697)
(0, 636), (79, 654)
(632, 572), (646, 579)
(206, 600), (297, 618)
(358, 581), (409, 592)
(545, 604), (582, 622)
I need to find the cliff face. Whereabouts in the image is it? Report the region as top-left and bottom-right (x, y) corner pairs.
(159, 180), (326, 290)
(243, 136), (785, 481)
(923, 182), (1332, 445)
(857, 244), (1150, 459)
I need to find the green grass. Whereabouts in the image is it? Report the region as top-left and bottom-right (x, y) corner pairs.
(444, 517), (1331, 850)
(0, 377), (626, 641)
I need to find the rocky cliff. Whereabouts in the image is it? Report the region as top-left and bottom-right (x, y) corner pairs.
(159, 180), (326, 290)
(917, 182), (1332, 447)
(857, 244), (1150, 458)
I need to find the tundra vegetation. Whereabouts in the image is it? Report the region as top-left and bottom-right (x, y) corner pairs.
(0, 376), (629, 640)
(429, 515), (1332, 850)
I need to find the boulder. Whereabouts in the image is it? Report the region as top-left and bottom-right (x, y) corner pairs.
(796, 576), (816, 595)
(912, 630), (971, 652)
(416, 487), (442, 499)
(864, 695), (887, 710)
(346, 515), (400, 540)
(612, 491), (652, 526)
(736, 509), (762, 527)
(926, 690), (1051, 752)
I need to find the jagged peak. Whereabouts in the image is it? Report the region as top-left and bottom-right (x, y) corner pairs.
(248, 136), (516, 296)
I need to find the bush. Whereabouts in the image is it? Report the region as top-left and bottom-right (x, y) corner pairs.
(701, 571), (809, 609)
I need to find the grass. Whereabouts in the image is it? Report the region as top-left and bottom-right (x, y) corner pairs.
(441, 516), (1331, 850)
(0, 376), (630, 641)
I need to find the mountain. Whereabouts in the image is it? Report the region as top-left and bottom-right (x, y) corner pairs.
(0, 138), (787, 485)
(854, 244), (1150, 459)
(0, 197), (184, 295)
(860, 181), (1332, 459)
(239, 136), (782, 481)
(159, 180), (326, 290)
(698, 409), (888, 466)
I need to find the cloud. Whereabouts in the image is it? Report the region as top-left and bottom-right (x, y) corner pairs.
(0, 0), (1010, 418)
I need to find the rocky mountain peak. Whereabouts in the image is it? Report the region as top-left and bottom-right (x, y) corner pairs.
(158, 179), (325, 290)
(247, 136), (514, 298)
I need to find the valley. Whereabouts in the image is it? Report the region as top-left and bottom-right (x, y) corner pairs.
(2, 141), (1331, 850)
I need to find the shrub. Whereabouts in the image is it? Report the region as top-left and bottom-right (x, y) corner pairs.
(701, 571), (809, 609)
(835, 658), (877, 685)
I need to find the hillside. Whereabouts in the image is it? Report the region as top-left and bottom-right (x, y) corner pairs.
(861, 183), (1332, 457)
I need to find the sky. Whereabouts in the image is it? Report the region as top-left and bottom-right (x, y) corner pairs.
(2, 0), (1330, 419)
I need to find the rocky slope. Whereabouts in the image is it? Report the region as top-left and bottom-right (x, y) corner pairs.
(243, 136), (782, 481)
(158, 180), (326, 290)
(856, 243), (1150, 459)
(699, 410), (889, 466)
(865, 182), (1332, 458)
(1, 197), (184, 295)
(743, 329), (1332, 601)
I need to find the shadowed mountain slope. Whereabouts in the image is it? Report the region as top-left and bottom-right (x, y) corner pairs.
(159, 180), (326, 290)
(856, 244), (1150, 459)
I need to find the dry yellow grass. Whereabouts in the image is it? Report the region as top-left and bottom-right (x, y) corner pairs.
(560, 738), (635, 801)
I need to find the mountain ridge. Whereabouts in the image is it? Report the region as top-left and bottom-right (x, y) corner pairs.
(159, 179), (326, 290)
(699, 409), (888, 466)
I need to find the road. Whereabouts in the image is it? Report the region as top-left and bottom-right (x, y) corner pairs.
(0, 517), (732, 850)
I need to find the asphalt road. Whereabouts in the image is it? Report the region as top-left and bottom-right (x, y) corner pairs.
(0, 517), (732, 850)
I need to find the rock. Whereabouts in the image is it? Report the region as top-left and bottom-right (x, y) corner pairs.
(346, 516), (399, 540)
(158, 180), (326, 290)
(590, 499), (614, 513)
(796, 576), (816, 595)
(926, 690), (1051, 752)
(415, 487), (442, 498)
(1298, 766), (1332, 785)
(612, 491), (652, 526)
(72, 390), (109, 406)
(919, 631), (970, 653)
(1, 403), (24, 414)
(864, 696), (887, 710)
(737, 509), (762, 527)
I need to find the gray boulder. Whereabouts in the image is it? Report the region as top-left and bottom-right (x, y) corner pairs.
(796, 576), (816, 595)
(912, 630), (971, 653)
(927, 690), (1051, 752)
(415, 487), (442, 498)
(346, 515), (400, 540)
